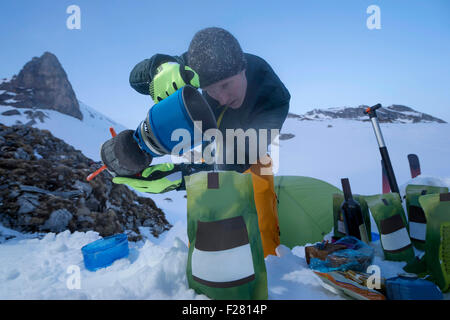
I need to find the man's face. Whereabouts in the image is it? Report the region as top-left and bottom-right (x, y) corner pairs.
(203, 69), (247, 109)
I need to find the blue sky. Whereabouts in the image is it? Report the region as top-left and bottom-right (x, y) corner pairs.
(1, 0), (449, 128)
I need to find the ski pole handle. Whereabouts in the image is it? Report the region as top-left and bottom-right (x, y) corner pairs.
(364, 103), (382, 118)
(86, 127), (117, 181)
(363, 104), (401, 196)
(364, 104), (386, 148)
(109, 127), (117, 137)
(86, 165), (108, 181)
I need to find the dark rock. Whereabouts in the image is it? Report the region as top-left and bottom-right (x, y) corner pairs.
(17, 193), (40, 214)
(16, 184), (81, 199)
(279, 133), (295, 141)
(93, 209), (123, 237)
(0, 52), (83, 120)
(77, 214), (95, 224)
(8, 190), (20, 199)
(287, 112), (302, 119)
(2, 109), (21, 116)
(85, 195), (101, 212)
(76, 205), (91, 216)
(14, 148), (30, 160)
(24, 110), (48, 123)
(34, 111), (47, 123)
(73, 180), (92, 198)
(143, 219), (154, 227)
(40, 208), (73, 233)
(24, 119), (37, 127)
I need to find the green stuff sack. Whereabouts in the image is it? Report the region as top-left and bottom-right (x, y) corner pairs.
(405, 185), (449, 251)
(333, 193), (371, 242)
(419, 192), (450, 292)
(185, 171), (267, 300)
(364, 193), (415, 262)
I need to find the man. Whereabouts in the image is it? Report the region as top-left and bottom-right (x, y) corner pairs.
(114, 27), (290, 257)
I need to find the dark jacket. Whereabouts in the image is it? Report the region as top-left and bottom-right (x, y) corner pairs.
(129, 52), (290, 172)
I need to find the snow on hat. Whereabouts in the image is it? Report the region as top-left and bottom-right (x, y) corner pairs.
(187, 27), (247, 88)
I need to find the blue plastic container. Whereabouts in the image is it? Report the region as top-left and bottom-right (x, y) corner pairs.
(386, 273), (443, 300)
(134, 85), (217, 158)
(81, 234), (129, 271)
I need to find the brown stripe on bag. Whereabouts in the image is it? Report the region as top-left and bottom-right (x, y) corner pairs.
(380, 214), (405, 235)
(409, 206), (427, 223)
(442, 225), (450, 274)
(207, 172), (219, 189)
(440, 193), (450, 202)
(384, 243), (413, 254)
(195, 216), (249, 251)
(192, 274), (255, 288)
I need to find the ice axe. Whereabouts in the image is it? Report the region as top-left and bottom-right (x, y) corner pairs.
(364, 104), (400, 195)
(86, 127), (117, 181)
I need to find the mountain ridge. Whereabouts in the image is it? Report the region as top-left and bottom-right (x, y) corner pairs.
(287, 104), (447, 124)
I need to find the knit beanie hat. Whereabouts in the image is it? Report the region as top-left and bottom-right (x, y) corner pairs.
(187, 27), (247, 88)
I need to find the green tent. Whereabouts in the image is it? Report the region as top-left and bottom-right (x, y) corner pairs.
(275, 176), (342, 249)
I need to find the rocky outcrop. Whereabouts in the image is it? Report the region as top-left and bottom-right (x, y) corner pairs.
(279, 133), (295, 140)
(0, 123), (171, 241)
(0, 52), (82, 120)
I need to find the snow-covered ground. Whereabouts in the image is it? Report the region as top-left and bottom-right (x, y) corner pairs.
(0, 102), (128, 161)
(1, 107), (450, 300)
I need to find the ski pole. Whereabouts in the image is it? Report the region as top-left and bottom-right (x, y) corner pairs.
(364, 104), (400, 195)
(86, 127), (117, 181)
(381, 159), (390, 194)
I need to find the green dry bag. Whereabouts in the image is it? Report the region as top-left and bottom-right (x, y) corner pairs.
(419, 192), (450, 292)
(405, 185), (449, 251)
(364, 193), (415, 262)
(333, 193), (372, 242)
(184, 171), (268, 300)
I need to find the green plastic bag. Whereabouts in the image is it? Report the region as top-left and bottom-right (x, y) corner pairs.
(184, 171), (268, 300)
(419, 192), (450, 292)
(364, 193), (415, 262)
(333, 193), (372, 242)
(405, 185), (449, 251)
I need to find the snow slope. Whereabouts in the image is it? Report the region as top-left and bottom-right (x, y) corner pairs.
(0, 101), (128, 161)
(1, 109), (450, 300)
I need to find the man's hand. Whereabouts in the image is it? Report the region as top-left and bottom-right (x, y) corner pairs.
(112, 163), (183, 194)
(149, 62), (200, 103)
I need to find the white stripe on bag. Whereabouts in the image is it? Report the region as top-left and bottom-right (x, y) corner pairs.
(338, 220), (346, 234)
(192, 244), (255, 283)
(409, 222), (427, 241)
(381, 227), (411, 251)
